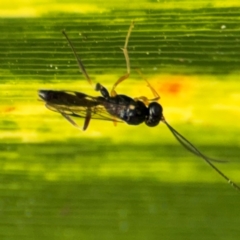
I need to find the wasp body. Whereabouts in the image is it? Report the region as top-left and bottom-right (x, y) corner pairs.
(39, 22), (240, 192)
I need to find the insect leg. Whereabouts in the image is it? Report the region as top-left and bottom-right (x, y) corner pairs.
(60, 109), (91, 131)
(95, 83), (118, 126)
(60, 112), (82, 129)
(83, 109), (91, 131)
(134, 69), (160, 104)
(110, 21), (135, 97)
(95, 83), (110, 99)
(62, 30), (93, 86)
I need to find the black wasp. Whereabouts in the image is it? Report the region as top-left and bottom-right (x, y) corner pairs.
(39, 22), (240, 191)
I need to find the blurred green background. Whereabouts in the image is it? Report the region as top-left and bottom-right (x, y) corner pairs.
(1, 1), (240, 239)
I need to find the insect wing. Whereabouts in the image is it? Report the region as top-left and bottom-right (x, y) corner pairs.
(45, 97), (123, 123)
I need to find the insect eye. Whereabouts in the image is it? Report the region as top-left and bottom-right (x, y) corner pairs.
(145, 102), (163, 127)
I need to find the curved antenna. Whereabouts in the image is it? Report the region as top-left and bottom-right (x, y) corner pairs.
(164, 120), (227, 163)
(62, 30), (93, 86)
(163, 119), (240, 192)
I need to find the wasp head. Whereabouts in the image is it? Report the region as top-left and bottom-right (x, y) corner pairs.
(145, 102), (163, 127)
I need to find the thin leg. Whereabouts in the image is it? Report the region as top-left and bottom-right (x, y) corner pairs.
(83, 109), (91, 131)
(135, 69), (160, 102)
(122, 21), (134, 75)
(110, 73), (130, 97)
(96, 83), (117, 126)
(95, 83), (110, 99)
(62, 30), (93, 86)
(110, 22), (134, 96)
(60, 112), (81, 129)
(60, 111), (91, 131)
(110, 22), (160, 105)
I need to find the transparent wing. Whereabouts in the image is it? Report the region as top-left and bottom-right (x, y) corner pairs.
(46, 99), (123, 122)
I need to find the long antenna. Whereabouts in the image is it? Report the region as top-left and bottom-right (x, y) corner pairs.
(163, 119), (240, 192)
